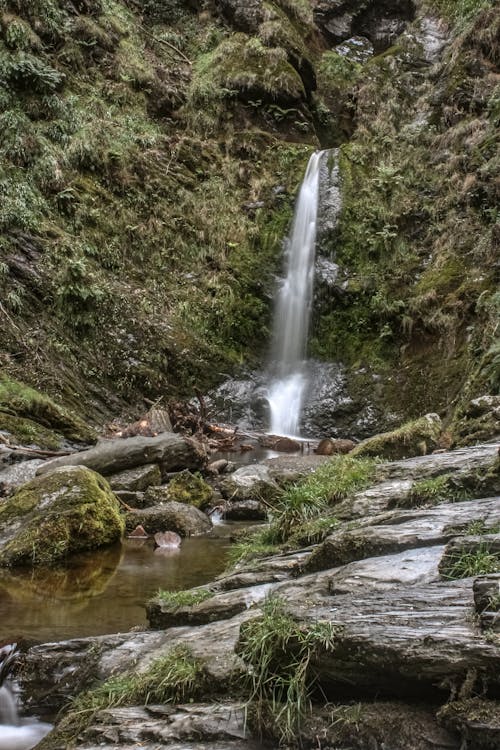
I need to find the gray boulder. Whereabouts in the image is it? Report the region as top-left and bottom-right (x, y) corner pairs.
(219, 464), (280, 503)
(125, 501), (212, 537)
(108, 463), (161, 492)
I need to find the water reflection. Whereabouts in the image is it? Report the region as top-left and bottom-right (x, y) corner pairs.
(0, 527), (235, 643)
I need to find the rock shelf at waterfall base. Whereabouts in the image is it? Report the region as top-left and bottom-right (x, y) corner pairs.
(17, 440), (500, 750)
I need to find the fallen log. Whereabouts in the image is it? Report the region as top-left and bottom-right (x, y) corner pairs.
(36, 432), (206, 477)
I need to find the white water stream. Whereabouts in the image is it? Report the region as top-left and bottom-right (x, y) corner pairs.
(0, 646), (51, 750)
(267, 150), (325, 436)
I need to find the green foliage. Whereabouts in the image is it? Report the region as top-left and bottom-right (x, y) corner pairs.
(429, 0), (494, 22)
(54, 257), (108, 330)
(226, 527), (281, 568)
(0, 54), (64, 93)
(441, 543), (500, 580)
(156, 588), (213, 608)
(238, 595), (337, 744)
(272, 456), (377, 542)
(70, 645), (207, 719)
(406, 475), (467, 507)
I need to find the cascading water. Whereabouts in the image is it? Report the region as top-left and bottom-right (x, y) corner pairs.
(267, 150), (325, 436)
(0, 644), (51, 750)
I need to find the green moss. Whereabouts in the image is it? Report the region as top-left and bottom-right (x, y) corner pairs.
(165, 470), (213, 508)
(0, 410), (63, 449)
(351, 414), (443, 460)
(0, 466), (124, 566)
(0, 376), (95, 443)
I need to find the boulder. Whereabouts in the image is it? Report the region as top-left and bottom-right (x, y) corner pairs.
(0, 466), (124, 566)
(144, 470), (213, 508)
(219, 464), (280, 503)
(314, 438), (355, 455)
(108, 464), (161, 492)
(125, 501), (212, 537)
(222, 499), (267, 521)
(36, 432), (205, 477)
(351, 413), (443, 460)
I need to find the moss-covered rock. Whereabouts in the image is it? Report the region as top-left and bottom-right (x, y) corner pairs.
(0, 411), (63, 450)
(0, 466), (124, 566)
(145, 470), (213, 508)
(0, 376), (96, 444)
(351, 414), (443, 460)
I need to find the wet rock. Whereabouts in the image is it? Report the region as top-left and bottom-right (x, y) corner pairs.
(437, 697), (500, 750)
(219, 464), (280, 503)
(0, 458), (45, 491)
(264, 453), (330, 484)
(302, 497), (500, 573)
(154, 530), (181, 548)
(206, 459), (229, 475)
(108, 464), (161, 492)
(222, 499), (267, 521)
(0, 466), (124, 566)
(36, 433), (205, 478)
(144, 474), (213, 510)
(377, 442), (500, 482)
(351, 413), (443, 460)
(125, 501), (212, 537)
(147, 587), (251, 630)
(259, 434), (301, 452)
(42, 702), (264, 750)
(128, 524), (148, 538)
(314, 437), (355, 455)
(473, 573), (500, 614)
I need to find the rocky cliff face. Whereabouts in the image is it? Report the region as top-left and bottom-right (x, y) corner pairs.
(0, 0), (497, 440)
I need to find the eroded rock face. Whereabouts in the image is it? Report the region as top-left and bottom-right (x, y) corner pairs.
(312, 0), (415, 51)
(0, 466), (124, 566)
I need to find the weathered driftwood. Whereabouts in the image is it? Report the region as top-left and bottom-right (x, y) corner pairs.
(36, 432), (205, 477)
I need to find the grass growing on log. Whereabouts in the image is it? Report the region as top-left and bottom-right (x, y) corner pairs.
(156, 588), (213, 608)
(238, 595), (337, 745)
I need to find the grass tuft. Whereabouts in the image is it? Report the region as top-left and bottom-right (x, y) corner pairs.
(238, 595), (337, 745)
(156, 588), (213, 608)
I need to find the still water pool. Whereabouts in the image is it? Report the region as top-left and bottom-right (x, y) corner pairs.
(0, 523), (240, 644)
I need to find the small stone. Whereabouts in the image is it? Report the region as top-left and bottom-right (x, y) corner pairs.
(128, 525), (149, 539)
(154, 531), (181, 548)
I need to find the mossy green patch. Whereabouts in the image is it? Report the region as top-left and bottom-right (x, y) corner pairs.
(165, 470), (213, 508)
(0, 376), (95, 443)
(156, 587), (213, 608)
(351, 415), (443, 460)
(0, 466), (124, 566)
(0, 410), (63, 449)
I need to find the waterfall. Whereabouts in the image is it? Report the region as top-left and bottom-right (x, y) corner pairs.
(0, 644), (52, 750)
(267, 150), (326, 436)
